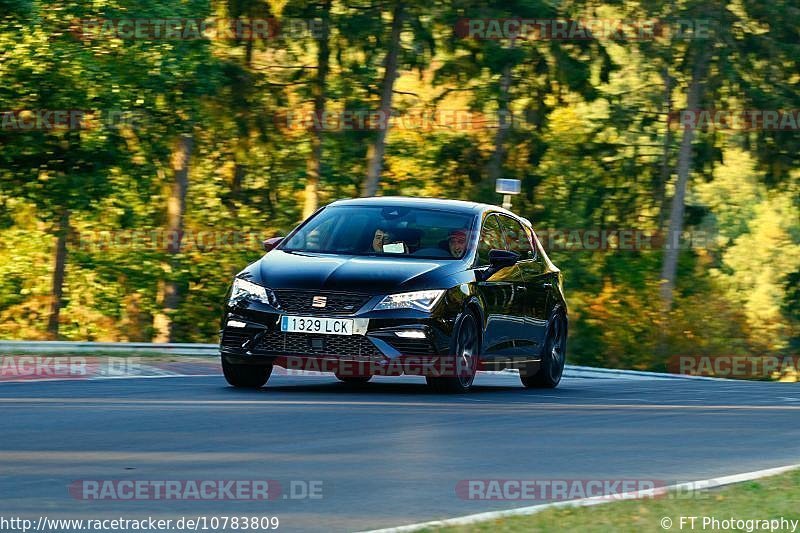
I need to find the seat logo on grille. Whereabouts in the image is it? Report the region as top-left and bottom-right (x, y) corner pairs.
(312, 296), (328, 308)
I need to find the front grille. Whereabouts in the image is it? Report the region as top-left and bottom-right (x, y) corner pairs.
(272, 290), (371, 315)
(383, 337), (437, 356)
(256, 331), (384, 361)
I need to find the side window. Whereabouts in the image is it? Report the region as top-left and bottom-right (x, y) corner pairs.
(498, 215), (534, 259)
(526, 226), (542, 262)
(524, 226), (546, 275)
(476, 215), (506, 266)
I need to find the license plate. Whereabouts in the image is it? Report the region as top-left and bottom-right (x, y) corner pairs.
(280, 316), (355, 336)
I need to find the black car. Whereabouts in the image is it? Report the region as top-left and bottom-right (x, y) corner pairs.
(220, 197), (567, 393)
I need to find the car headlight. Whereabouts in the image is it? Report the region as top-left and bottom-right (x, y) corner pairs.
(373, 290), (445, 312)
(230, 278), (276, 306)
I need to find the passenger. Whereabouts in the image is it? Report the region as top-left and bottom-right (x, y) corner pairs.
(372, 227), (392, 253)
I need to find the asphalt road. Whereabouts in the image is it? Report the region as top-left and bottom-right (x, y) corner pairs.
(1, 368), (800, 532)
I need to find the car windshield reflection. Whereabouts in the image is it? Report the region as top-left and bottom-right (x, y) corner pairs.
(280, 205), (475, 260)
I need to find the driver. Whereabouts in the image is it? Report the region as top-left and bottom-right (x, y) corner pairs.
(448, 229), (468, 258)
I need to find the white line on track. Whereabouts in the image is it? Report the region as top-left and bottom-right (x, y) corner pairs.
(0, 374), (216, 383)
(359, 463), (800, 533)
(0, 398), (799, 410)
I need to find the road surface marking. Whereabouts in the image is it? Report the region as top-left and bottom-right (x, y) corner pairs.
(0, 398), (799, 410)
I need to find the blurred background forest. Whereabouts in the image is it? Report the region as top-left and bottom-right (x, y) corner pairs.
(0, 0), (798, 371)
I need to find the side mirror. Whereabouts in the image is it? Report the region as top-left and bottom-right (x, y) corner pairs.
(489, 249), (519, 268)
(262, 237), (283, 253)
(478, 249), (520, 281)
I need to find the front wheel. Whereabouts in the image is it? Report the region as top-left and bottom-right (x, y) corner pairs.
(521, 313), (567, 389)
(426, 311), (480, 393)
(222, 357), (272, 388)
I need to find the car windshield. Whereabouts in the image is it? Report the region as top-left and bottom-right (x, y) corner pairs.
(280, 205), (475, 259)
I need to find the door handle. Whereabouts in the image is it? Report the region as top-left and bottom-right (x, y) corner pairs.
(515, 285), (527, 291)
(542, 282), (553, 289)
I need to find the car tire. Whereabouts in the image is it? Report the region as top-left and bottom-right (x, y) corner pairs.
(426, 310), (480, 393)
(335, 374), (372, 384)
(221, 357), (272, 388)
(521, 311), (566, 389)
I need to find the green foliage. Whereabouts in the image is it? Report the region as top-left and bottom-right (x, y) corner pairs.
(0, 0), (797, 367)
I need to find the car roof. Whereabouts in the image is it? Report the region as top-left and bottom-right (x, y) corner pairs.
(327, 196), (517, 217)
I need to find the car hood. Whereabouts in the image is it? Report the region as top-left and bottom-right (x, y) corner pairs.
(240, 250), (464, 293)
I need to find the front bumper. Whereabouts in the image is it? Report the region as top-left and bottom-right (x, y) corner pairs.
(219, 291), (457, 370)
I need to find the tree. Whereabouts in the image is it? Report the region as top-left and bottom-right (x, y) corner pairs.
(0, 3), (123, 337)
(361, 1), (405, 197)
(297, 0), (332, 218)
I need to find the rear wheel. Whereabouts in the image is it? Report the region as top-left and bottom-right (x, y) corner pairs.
(222, 357), (272, 388)
(521, 312), (566, 389)
(426, 311), (480, 393)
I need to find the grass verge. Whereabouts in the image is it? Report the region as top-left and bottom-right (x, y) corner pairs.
(426, 469), (800, 532)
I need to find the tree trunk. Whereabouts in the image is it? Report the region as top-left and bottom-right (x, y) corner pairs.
(361, 1), (404, 197)
(303, 0), (331, 219)
(659, 51), (708, 310)
(153, 133), (193, 342)
(46, 209), (70, 339)
(232, 160), (245, 200)
(656, 67), (673, 231)
(486, 56), (513, 191)
(245, 36), (253, 67)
